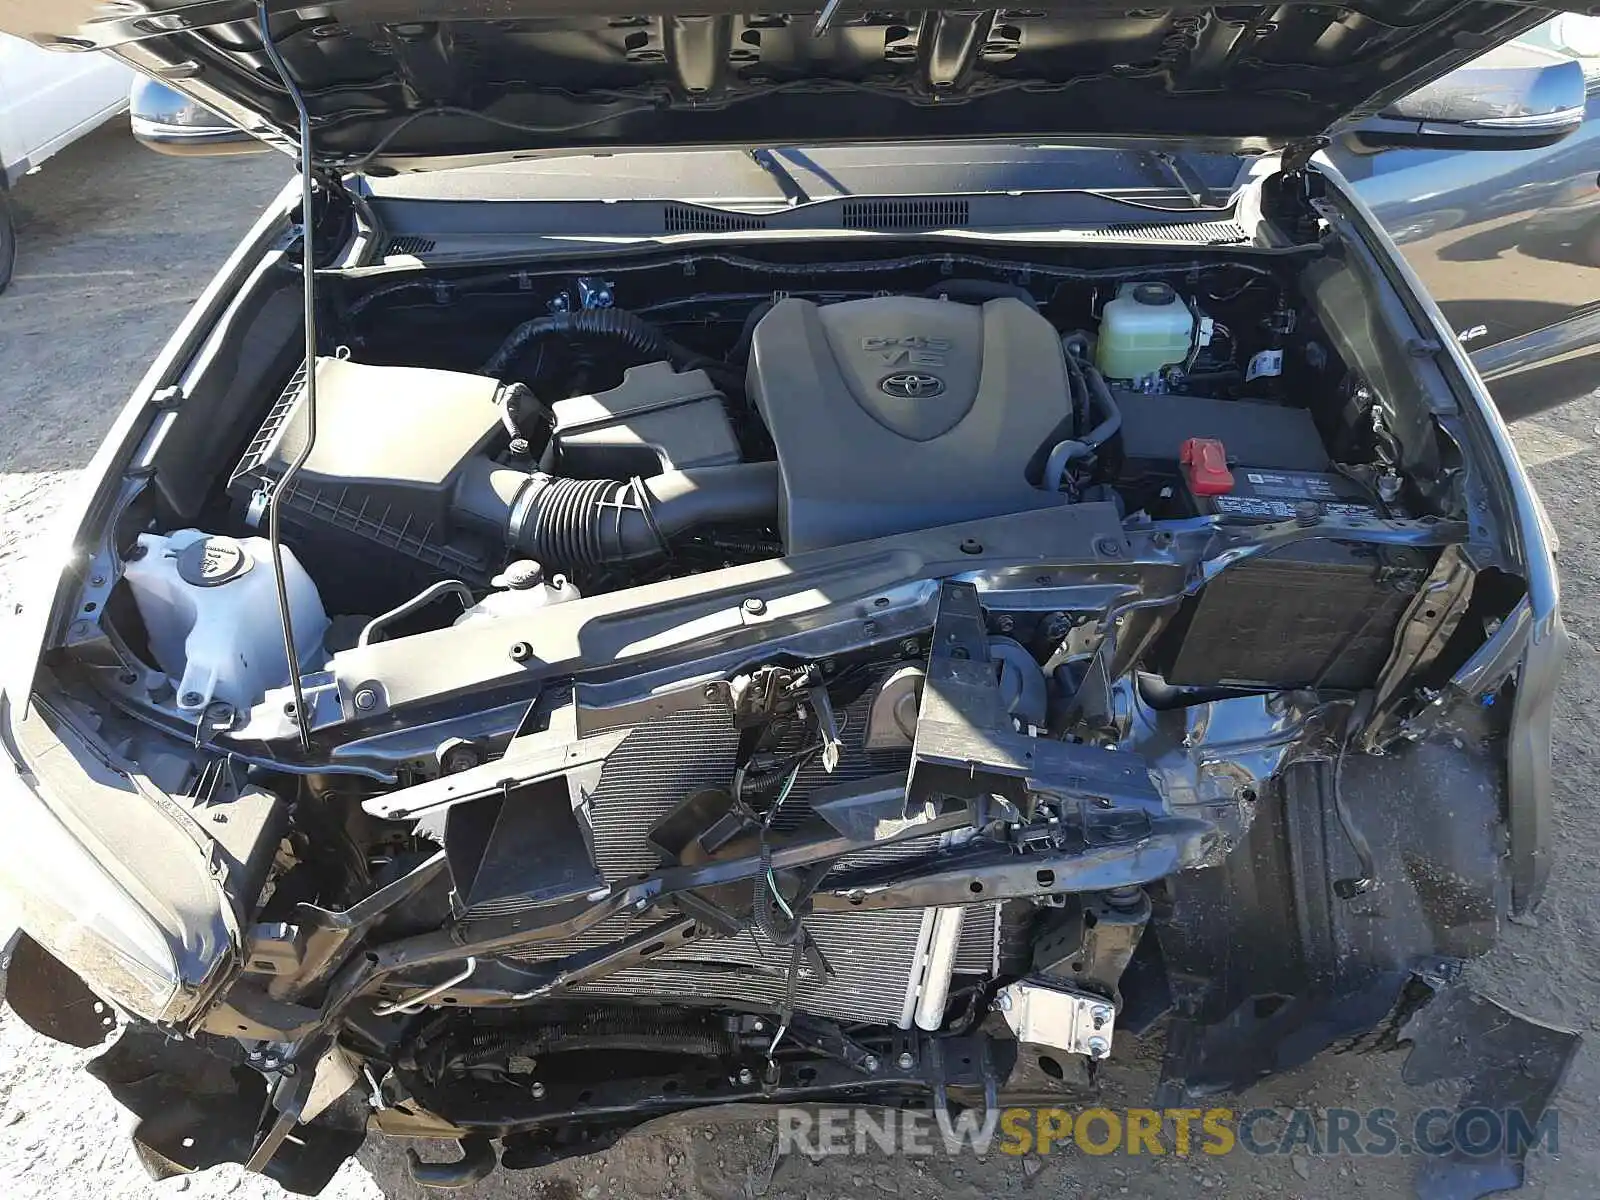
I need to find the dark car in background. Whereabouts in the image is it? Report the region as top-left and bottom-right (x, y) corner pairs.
(1329, 13), (1600, 420)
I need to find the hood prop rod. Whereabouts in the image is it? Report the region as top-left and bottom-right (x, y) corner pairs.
(258, 1), (318, 751)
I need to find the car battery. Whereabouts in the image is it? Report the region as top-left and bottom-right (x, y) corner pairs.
(1150, 451), (1431, 689)
(1189, 465), (1388, 523)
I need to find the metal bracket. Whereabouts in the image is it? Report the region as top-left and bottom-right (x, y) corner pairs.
(997, 979), (1117, 1060)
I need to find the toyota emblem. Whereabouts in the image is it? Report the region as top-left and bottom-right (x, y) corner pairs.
(880, 372), (946, 399)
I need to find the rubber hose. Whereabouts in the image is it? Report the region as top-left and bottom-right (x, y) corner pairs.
(1061, 338), (1092, 431)
(483, 306), (708, 379)
(1081, 361), (1124, 448)
(483, 462), (780, 569)
(1043, 438), (1093, 494)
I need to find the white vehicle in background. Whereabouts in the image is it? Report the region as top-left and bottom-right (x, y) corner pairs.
(0, 34), (133, 292)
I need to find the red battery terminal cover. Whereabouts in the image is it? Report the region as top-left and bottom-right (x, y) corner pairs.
(1180, 437), (1234, 496)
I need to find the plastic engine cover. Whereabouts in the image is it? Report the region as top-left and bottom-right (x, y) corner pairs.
(746, 296), (1072, 552)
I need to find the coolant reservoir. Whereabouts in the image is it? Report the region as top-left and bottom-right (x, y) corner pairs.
(1095, 282), (1196, 382)
(123, 530), (328, 716)
(453, 559), (580, 626)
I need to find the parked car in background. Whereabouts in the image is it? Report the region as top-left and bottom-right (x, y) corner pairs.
(1330, 13), (1600, 419)
(128, 75), (269, 158)
(0, 34), (133, 293)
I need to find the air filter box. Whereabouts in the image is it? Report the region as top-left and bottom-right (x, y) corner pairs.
(229, 357), (512, 582)
(550, 362), (741, 478)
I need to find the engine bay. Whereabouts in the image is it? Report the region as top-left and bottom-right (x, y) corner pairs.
(40, 234), (1524, 1184)
(186, 246), (1419, 637)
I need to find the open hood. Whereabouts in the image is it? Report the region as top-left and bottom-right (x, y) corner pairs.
(0, 2), (1567, 170)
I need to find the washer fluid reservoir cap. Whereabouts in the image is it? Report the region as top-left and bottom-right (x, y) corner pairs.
(176, 535), (254, 587)
(1131, 282), (1177, 306)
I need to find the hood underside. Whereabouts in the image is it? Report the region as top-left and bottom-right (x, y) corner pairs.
(0, 1), (1565, 169)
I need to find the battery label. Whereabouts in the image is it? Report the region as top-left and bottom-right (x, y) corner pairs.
(1204, 469), (1382, 521)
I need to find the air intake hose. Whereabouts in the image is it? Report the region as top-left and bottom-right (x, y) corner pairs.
(483, 306), (715, 379)
(456, 460), (780, 568)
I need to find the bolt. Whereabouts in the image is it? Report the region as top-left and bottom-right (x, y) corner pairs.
(1086, 1036), (1110, 1059)
(353, 688), (378, 711)
(737, 1067), (755, 1086)
(181, 691), (203, 707)
(742, 597), (766, 616)
(896, 1051), (915, 1071)
(995, 991), (1013, 1013)
(900, 638), (920, 657)
(703, 683), (719, 700)
(507, 436), (532, 458)
(283, 701), (297, 716)
(863, 1054), (880, 1073)
(1091, 1005), (1114, 1029)
(509, 640), (533, 662)
(1152, 530), (1173, 549)
(1103, 885), (1144, 911)
(90, 575), (105, 587)
(1094, 536), (1125, 558)
(752, 1020), (765, 1033)
(994, 614), (1014, 633)
(1044, 612), (1070, 640)
(862, 620), (878, 636)
(1294, 501), (1322, 527)
(437, 738), (482, 774)
(530, 1081), (547, 1099)
(117, 670), (138, 685)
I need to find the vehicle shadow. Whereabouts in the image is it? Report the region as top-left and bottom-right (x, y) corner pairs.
(1434, 215), (1600, 268)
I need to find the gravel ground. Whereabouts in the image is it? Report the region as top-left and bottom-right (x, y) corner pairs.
(1, 122), (1598, 1200)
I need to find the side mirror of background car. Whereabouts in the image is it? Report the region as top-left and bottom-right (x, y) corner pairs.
(129, 77), (269, 157)
(1342, 49), (1587, 153)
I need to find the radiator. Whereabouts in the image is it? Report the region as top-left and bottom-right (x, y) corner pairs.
(475, 684), (1002, 1028)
